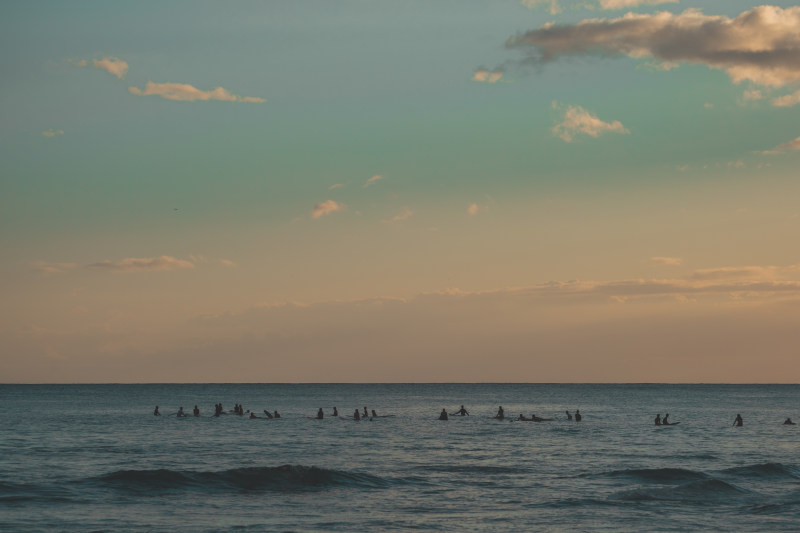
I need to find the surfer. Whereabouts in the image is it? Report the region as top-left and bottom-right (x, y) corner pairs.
(177, 407), (185, 417)
(263, 410), (273, 419)
(663, 413), (673, 425)
(495, 406), (505, 420)
(784, 418), (796, 425)
(332, 407), (338, 417)
(363, 407), (368, 418)
(274, 410), (280, 418)
(654, 414), (662, 426)
(454, 405), (469, 416)
(193, 405), (199, 417)
(154, 406), (160, 416)
(565, 410), (572, 421)
(518, 414), (530, 421)
(249, 412), (259, 419)
(733, 414), (743, 427)
(575, 410), (582, 422)
(439, 409), (449, 420)
(372, 410), (378, 418)
(317, 408), (324, 420)
(354, 409), (361, 421)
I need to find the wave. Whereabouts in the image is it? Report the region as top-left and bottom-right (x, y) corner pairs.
(92, 465), (398, 493)
(606, 468), (709, 483)
(0, 481), (76, 504)
(613, 479), (748, 503)
(419, 465), (528, 474)
(722, 462), (799, 480)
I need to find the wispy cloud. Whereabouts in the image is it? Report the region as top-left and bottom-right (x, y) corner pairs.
(384, 207), (414, 223)
(129, 82), (265, 103)
(311, 200), (344, 219)
(552, 103), (629, 142)
(520, 0), (562, 15)
(87, 256), (195, 272)
(219, 259), (238, 268)
(363, 175), (384, 188)
(772, 90), (800, 108)
(467, 203), (490, 216)
(651, 257), (682, 266)
(598, 0), (677, 9)
(41, 129), (64, 138)
(328, 183), (344, 190)
(506, 6), (800, 87)
(92, 57), (129, 80)
(472, 69), (504, 83)
(760, 136), (800, 155)
(31, 261), (78, 274)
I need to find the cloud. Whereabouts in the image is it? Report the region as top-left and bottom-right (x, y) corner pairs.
(328, 183), (344, 190)
(771, 90), (800, 108)
(520, 0), (562, 15)
(311, 200), (344, 219)
(552, 103), (629, 142)
(651, 257), (682, 266)
(68, 58), (88, 67)
(743, 89), (763, 101)
(86, 256), (195, 272)
(598, 0), (677, 9)
(219, 259), (237, 268)
(384, 207), (414, 223)
(472, 69), (504, 83)
(129, 82), (266, 103)
(506, 6), (800, 87)
(761, 136), (800, 155)
(41, 129), (64, 137)
(363, 175), (384, 188)
(31, 261), (78, 274)
(92, 57), (129, 80)
(467, 203), (490, 216)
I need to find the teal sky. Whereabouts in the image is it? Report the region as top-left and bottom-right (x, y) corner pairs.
(2, 1), (800, 382)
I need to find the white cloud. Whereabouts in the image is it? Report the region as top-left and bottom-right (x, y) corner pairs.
(472, 69), (504, 83)
(771, 90), (800, 108)
(743, 89), (763, 101)
(520, 0), (562, 15)
(31, 261), (78, 274)
(363, 175), (384, 188)
(760, 136), (800, 155)
(651, 256), (682, 266)
(129, 82), (265, 103)
(311, 200), (344, 219)
(384, 207), (414, 223)
(41, 129), (64, 137)
(598, 0), (677, 9)
(552, 103), (629, 142)
(92, 57), (129, 80)
(87, 256), (195, 272)
(507, 6), (800, 87)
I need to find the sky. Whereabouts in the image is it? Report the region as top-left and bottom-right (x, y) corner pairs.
(1, 0), (800, 383)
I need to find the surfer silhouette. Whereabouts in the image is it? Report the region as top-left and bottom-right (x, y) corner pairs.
(153, 406), (160, 416)
(317, 408), (324, 420)
(784, 418), (795, 425)
(654, 414), (662, 426)
(575, 410), (582, 422)
(733, 414), (743, 427)
(454, 405), (469, 416)
(439, 409), (449, 420)
(495, 406), (505, 419)
(566, 410), (572, 420)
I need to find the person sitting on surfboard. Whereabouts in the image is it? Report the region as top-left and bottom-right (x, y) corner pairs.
(733, 414), (743, 427)
(177, 407), (185, 417)
(784, 418), (796, 425)
(575, 410), (582, 422)
(565, 410), (572, 420)
(654, 414), (662, 425)
(250, 412), (259, 419)
(332, 407), (338, 417)
(495, 406), (505, 419)
(354, 409), (361, 421)
(154, 406), (160, 416)
(372, 410), (378, 418)
(454, 405), (469, 416)
(363, 407), (368, 418)
(316, 408), (324, 420)
(274, 410), (280, 418)
(663, 413), (672, 425)
(439, 409), (449, 420)
(193, 405), (199, 417)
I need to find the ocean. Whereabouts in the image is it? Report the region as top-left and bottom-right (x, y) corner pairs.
(1, 384), (798, 532)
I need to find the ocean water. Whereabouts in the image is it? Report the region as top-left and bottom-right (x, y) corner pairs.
(0, 384), (798, 532)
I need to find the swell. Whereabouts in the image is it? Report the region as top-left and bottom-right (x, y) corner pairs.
(613, 478), (748, 503)
(92, 465), (400, 493)
(722, 462), (799, 479)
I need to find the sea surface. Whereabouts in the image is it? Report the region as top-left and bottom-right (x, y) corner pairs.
(1, 384), (799, 532)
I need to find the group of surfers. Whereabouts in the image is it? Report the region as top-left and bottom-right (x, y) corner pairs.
(315, 406), (381, 420)
(154, 404), (281, 419)
(438, 405), (582, 422)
